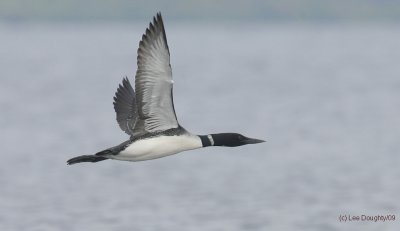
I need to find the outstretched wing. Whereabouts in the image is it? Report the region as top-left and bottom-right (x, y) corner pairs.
(133, 12), (179, 135)
(113, 77), (138, 136)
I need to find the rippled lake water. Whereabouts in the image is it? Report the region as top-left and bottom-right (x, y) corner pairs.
(1, 22), (399, 230)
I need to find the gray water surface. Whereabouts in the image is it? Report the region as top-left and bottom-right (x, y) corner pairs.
(1, 23), (399, 230)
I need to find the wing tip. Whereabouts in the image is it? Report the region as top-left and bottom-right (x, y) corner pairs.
(148, 12), (165, 37)
(122, 76), (130, 86)
(136, 12), (169, 66)
(113, 77), (135, 104)
(155, 12), (162, 22)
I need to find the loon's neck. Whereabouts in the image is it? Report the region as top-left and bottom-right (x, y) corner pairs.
(198, 135), (215, 147)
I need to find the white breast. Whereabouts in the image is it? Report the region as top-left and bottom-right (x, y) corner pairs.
(113, 134), (202, 161)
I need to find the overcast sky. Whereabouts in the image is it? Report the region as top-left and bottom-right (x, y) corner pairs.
(1, 0), (400, 22)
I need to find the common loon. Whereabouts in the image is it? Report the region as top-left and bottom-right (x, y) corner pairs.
(67, 12), (264, 165)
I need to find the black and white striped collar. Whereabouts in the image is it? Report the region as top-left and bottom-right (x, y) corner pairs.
(199, 135), (214, 147)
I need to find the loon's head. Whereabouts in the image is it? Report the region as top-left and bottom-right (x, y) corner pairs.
(211, 133), (265, 147)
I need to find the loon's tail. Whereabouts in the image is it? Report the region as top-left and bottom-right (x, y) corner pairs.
(67, 155), (108, 165)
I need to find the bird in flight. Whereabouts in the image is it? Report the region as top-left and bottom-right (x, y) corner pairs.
(67, 12), (264, 165)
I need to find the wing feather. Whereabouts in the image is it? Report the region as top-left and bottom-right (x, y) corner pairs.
(133, 12), (179, 135)
(113, 77), (138, 135)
